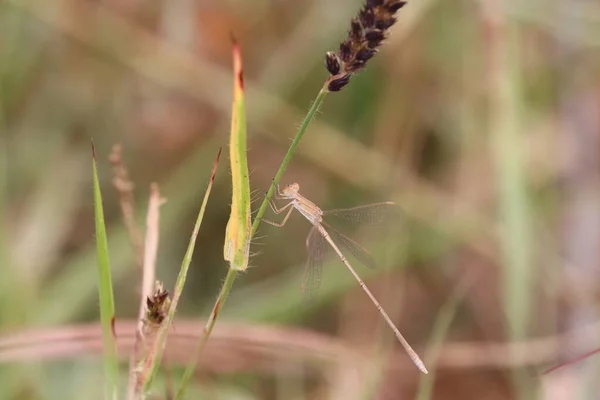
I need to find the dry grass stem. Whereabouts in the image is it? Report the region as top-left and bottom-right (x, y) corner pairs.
(2, 320), (600, 372)
(109, 144), (144, 272)
(127, 183), (167, 399)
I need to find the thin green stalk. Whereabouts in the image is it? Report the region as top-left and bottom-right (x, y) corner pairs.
(484, 2), (537, 397)
(175, 83), (329, 400)
(251, 85), (328, 234)
(175, 269), (237, 399)
(415, 280), (470, 400)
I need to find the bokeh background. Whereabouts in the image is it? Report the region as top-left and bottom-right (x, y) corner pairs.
(2, 0), (600, 399)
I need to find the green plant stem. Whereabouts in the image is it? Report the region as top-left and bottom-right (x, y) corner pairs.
(251, 85), (328, 235)
(175, 269), (236, 398)
(416, 280), (470, 400)
(175, 84), (329, 400)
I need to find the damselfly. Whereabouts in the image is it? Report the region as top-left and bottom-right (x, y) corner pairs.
(263, 183), (427, 374)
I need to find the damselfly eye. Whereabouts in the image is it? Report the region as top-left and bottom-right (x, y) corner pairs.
(289, 183), (300, 192)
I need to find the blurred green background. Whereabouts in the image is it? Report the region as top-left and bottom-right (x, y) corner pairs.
(2, 0), (600, 399)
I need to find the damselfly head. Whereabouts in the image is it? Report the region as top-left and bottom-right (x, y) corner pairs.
(282, 183), (300, 196)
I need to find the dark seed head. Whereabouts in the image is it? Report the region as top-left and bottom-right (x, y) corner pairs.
(346, 60), (366, 73)
(156, 289), (169, 302)
(367, 0), (384, 7)
(376, 17), (396, 31)
(325, 52), (341, 75)
(325, 0), (409, 91)
(328, 74), (351, 92)
(350, 18), (363, 41)
(387, 1), (407, 13)
(355, 48), (377, 62)
(339, 40), (353, 63)
(359, 7), (375, 28)
(365, 29), (385, 48)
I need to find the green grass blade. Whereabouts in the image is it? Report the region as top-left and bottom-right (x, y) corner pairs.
(175, 42), (330, 398)
(141, 148), (222, 395)
(91, 143), (119, 400)
(416, 280), (470, 400)
(223, 38), (251, 272)
(177, 39), (253, 400)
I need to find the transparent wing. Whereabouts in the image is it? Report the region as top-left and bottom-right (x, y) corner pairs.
(323, 222), (377, 269)
(302, 225), (325, 303)
(322, 201), (402, 226)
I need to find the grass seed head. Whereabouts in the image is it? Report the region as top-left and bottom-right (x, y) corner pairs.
(144, 282), (171, 328)
(325, 0), (407, 91)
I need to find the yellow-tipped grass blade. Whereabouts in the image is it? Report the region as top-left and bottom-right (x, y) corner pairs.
(224, 38), (251, 271)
